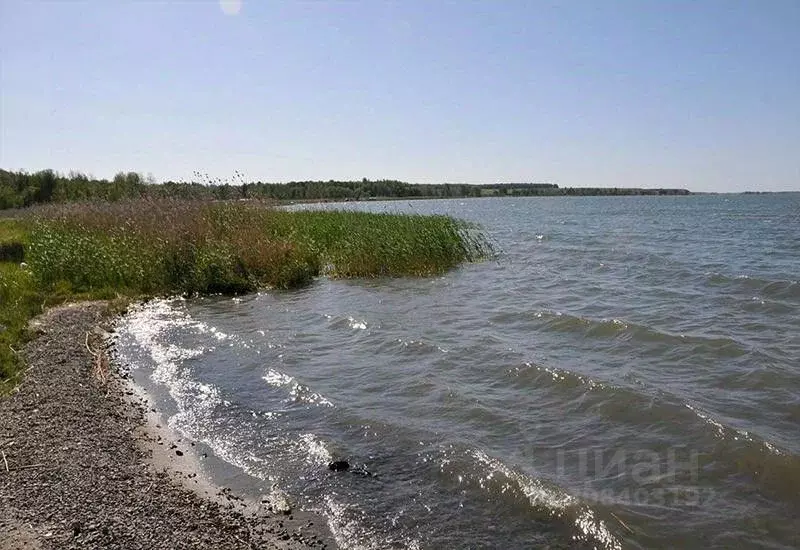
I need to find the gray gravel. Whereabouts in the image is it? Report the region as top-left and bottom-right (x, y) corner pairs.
(0, 302), (334, 549)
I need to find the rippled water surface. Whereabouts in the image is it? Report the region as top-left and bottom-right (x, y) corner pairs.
(114, 195), (800, 549)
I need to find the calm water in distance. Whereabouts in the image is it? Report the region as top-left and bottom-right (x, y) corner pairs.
(115, 194), (800, 549)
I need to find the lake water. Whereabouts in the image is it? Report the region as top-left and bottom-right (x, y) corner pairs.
(113, 194), (800, 549)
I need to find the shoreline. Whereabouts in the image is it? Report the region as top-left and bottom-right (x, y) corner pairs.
(0, 301), (335, 549)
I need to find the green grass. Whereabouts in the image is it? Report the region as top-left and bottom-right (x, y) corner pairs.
(0, 218), (28, 262)
(0, 218), (34, 388)
(0, 219), (28, 245)
(1, 200), (492, 389)
(0, 262), (37, 389)
(0, 260), (127, 391)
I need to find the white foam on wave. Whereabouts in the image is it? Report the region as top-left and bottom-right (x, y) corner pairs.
(322, 494), (421, 550)
(348, 316), (368, 330)
(685, 404), (727, 439)
(396, 338), (449, 354)
(763, 441), (785, 456)
(188, 428), (337, 488)
(116, 300), (221, 414)
(263, 368), (334, 407)
(299, 432), (333, 465)
(467, 449), (622, 550)
(684, 403), (785, 455)
(115, 299), (284, 480)
(510, 362), (603, 390)
(264, 368), (293, 387)
(116, 300), (342, 487)
(196, 323), (229, 341)
(534, 309), (563, 319)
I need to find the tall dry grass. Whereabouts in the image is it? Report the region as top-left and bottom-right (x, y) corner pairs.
(26, 199), (491, 295)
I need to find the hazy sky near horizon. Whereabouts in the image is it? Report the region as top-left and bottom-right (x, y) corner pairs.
(1, 1), (798, 192)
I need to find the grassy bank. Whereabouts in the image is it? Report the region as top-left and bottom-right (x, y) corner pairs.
(1, 200), (491, 388)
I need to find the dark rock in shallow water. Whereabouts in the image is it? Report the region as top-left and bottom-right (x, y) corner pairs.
(327, 460), (378, 477)
(328, 460), (349, 472)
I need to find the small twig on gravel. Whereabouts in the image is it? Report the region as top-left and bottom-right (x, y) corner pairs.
(12, 463), (46, 471)
(1, 450), (8, 473)
(84, 332), (96, 357)
(8, 344), (18, 356)
(85, 332), (109, 384)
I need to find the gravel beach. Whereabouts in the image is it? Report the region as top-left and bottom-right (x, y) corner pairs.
(0, 302), (335, 549)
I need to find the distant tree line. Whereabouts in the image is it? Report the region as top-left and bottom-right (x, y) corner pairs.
(0, 169), (691, 210)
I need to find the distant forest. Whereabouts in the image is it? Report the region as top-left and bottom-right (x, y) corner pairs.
(0, 169), (691, 210)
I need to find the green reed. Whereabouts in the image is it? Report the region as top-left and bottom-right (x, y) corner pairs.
(25, 200), (492, 296)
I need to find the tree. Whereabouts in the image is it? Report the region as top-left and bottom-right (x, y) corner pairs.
(35, 169), (57, 203)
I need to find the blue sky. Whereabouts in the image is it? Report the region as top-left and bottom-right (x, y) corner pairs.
(1, 0), (798, 192)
